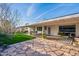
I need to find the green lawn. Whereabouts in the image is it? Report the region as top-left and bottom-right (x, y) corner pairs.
(0, 33), (34, 46)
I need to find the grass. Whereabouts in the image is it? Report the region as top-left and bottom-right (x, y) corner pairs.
(0, 33), (34, 46)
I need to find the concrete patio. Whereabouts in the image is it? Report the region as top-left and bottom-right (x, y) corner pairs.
(0, 38), (79, 56)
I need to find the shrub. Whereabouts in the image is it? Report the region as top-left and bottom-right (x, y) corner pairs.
(58, 32), (65, 36)
(40, 32), (47, 39)
(0, 33), (11, 48)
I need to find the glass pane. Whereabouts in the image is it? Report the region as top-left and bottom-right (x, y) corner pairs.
(37, 27), (42, 31)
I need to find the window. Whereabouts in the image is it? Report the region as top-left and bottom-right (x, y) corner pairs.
(44, 26), (47, 30)
(37, 27), (42, 31)
(59, 25), (75, 32)
(59, 25), (75, 36)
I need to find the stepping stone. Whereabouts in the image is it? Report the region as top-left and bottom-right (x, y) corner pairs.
(47, 52), (57, 56)
(55, 50), (64, 56)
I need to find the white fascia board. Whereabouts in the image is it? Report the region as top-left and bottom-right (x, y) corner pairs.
(30, 14), (79, 26)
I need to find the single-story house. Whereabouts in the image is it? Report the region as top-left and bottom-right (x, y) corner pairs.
(28, 13), (79, 37)
(16, 26), (28, 33)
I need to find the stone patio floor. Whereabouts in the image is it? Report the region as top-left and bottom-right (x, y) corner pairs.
(0, 38), (79, 56)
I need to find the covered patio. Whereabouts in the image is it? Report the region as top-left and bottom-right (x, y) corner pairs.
(28, 14), (79, 45)
(29, 14), (79, 37)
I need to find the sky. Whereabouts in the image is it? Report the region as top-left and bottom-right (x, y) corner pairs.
(11, 3), (79, 26)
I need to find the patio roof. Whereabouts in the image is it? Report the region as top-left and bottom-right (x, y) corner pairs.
(29, 13), (79, 27)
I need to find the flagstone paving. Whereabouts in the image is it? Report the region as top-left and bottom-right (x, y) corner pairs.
(0, 38), (79, 56)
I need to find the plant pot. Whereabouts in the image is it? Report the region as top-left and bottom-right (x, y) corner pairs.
(75, 38), (79, 42)
(74, 38), (79, 45)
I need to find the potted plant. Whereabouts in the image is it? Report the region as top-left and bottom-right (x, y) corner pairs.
(41, 32), (46, 39)
(74, 36), (79, 45)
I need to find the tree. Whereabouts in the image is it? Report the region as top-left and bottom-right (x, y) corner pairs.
(10, 9), (21, 33)
(0, 4), (21, 34)
(25, 23), (29, 26)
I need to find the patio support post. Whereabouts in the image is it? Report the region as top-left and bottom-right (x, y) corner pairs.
(42, 26), (44, 39)
(34, 27), (37, 36)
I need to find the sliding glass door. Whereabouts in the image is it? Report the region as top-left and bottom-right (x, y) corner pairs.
(59, 25), (75, 36)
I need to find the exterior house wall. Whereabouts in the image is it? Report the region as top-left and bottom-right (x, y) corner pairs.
(32, 25), (77, 36)
(34, 26), (59, 35)
(51, 25), (59, 35)
(35, 26), (37, 31)
(45, 27), (48, 35)
(28, 27), (32, 35)
(43, 26), (59, 35)
(76, 24), (79, 37)
(28, 27), (36, 35)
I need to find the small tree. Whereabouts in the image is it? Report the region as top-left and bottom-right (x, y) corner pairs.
(10, 9), (21, 34)
(0, 4), (21, 34)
